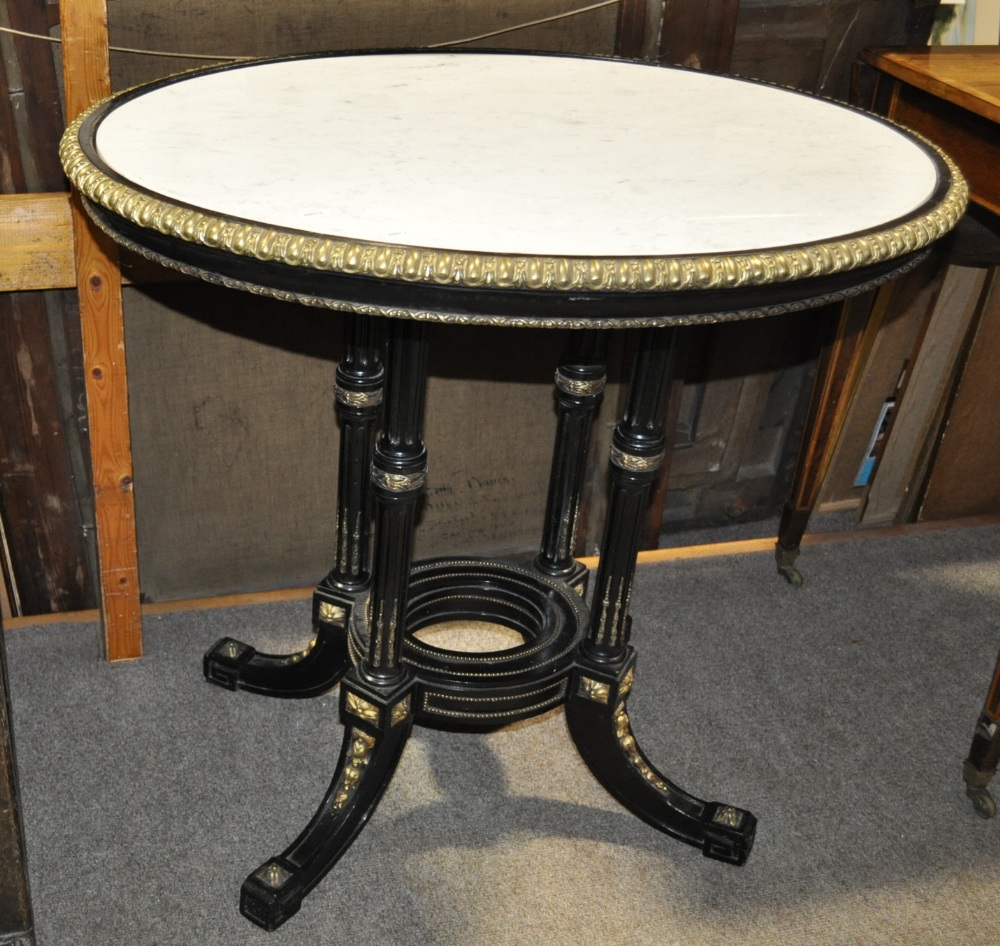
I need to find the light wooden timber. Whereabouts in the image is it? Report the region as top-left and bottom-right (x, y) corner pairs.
(58, 0), (141, 660)
(0, 194), (75, 292)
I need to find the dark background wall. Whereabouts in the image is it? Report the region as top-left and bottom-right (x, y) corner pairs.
(0, 0), (944, 611)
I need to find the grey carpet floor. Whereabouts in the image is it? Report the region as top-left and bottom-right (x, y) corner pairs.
(6, 523), (1000, 945)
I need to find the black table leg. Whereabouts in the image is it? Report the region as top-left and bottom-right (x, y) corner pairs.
(359, 319), (427, 686)
(534, 331), (606, 593)
(210, 321), (758, 930)
(239, 680), (414, 930)
(239, 319), (424, 930)
(326, 314), (384, 594)
(566, 326), (757, 865)
(203, 315), (383, 698)
(964, 647), (1000, 818)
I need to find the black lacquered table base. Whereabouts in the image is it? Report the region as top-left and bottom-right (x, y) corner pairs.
(202, 317), (755, 931)
(205, 562), (755, 931)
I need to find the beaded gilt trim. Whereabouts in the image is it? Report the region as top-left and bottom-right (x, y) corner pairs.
(72, 204), (936, 330)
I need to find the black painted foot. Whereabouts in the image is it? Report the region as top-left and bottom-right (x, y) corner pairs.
(203, 629), (349, 699)
(240, 670), (415, 930)
(566, 650), (756, 866)
(202, 591), (354, 698)
(241, 859), (305, 931)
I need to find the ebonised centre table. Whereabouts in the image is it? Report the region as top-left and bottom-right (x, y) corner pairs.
(60, 49), (966, 931)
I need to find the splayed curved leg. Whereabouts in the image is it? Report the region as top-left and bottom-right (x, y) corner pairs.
(240, 671), (415, 930)
(204, 314), (381, 699)
(566, 651), (756, 865)
(203, 614), (351, 699)
(568, 326), (754, 864)
(203, 591), (353, 698)
(241, 320), (429, 929)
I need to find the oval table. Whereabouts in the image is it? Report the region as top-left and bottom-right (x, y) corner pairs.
(61, 50), (966, 931)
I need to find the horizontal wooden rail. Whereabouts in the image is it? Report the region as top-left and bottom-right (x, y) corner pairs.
(6, 512), (1000, 633)
(0, 193), (75, 292)
(0, 191), (190, 295)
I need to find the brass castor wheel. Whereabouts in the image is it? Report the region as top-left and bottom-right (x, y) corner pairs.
(963, 759), (998, 819)
(777, 563), (804, 588)
(775, 544), (804, 588)
(967, 785), (997, 819)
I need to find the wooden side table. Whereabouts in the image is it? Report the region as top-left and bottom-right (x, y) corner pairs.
(853, 45), (1000, 818)
(861, 46), (1000, 216)
(774, 46), (1000, 584)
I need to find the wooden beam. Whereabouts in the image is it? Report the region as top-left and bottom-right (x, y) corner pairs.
(7, 510), (1000, 631)
(0, 192), (184, 292)
(59, 0), (142, 660)
(0, 2), (95, 617)
(658, 0), (741, 72)
(0, 193), (75, 292)
(614, 0), (648, 57)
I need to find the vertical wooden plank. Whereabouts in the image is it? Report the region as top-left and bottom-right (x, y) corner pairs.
(4, 0), (102, 616)
(0, 1), (95, 616)
(865, 265), (988, 525)
(59, 0), (113, 118)
(614, 0), (648, 57)
(0, 284), (94, 614)
(8, 0), (70, 192)
(919, 271), (1000, 520)
(659, 0), (741, 72)
(59, 0), (142, 659)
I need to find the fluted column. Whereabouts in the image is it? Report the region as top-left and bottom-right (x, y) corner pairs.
(327, 315), (383, 592)
(362, 320), (429, 684)
(535, 331), (606, 583)
(584, 327), (677, 663)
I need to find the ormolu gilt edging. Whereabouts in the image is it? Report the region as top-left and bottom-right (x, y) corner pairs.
(60, 106), (968, 296)
(255, 861), (293, 890)
(579, 676), (611, 704)
(712, 805), (746, 829)
(390, 695), (411, 727)
(614, 703), (671, 795)
(421, 680), (569, 721)
(318, 601), (348, 626)
(331, 728), (377, 810)
(75, 203), (935, 329)
(345, 691), (381, 724)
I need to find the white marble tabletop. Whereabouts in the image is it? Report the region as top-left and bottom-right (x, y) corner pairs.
(90, 52), (946, 260)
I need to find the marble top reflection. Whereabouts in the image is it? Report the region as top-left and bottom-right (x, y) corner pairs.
(92, 52), (942, 259)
